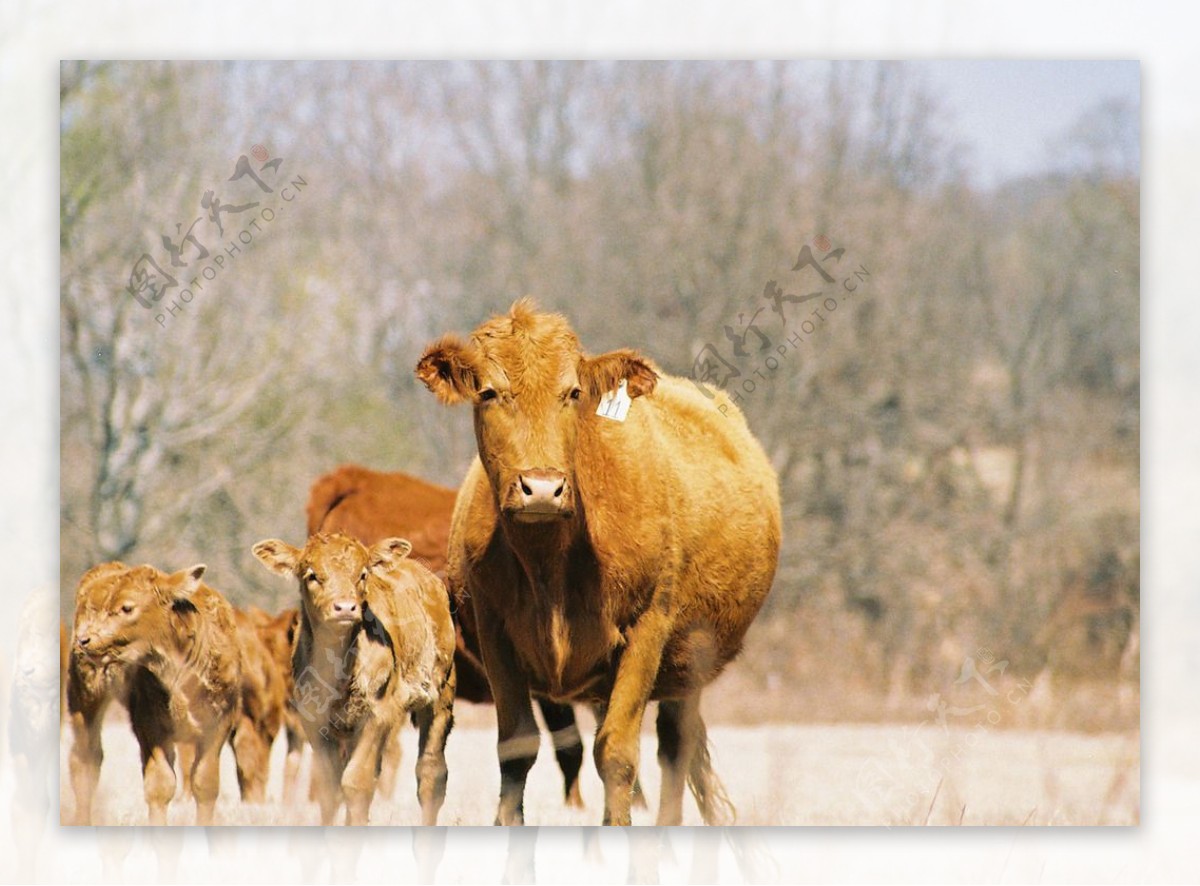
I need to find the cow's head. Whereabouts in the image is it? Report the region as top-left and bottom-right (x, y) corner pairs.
(416, 299), (657, 525)
(72, 561), (207, 663)
(253, 533), (412, 633)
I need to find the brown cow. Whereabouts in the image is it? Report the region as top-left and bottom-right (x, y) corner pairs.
(417, 299), (781, 826)
(307, 463), (586, 807)
(253, 533), (456, 825)
(67, 562), (241, 825)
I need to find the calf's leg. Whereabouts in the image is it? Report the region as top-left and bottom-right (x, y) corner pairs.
(282, 722), (305, 806)
(190, 734), (225, 825)
(230, 716), (271, 803)
(175, 741), (195, 800)
(311, 740), (344, 825)
(341, 720), (384, 825)
(141, 742), (177, 826)
(67, 707), (105, 825)
(376, 729), (403, 800)
(413, 665), (456, 826)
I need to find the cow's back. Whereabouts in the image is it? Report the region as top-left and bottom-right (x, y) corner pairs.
(306, 464), (456, 574)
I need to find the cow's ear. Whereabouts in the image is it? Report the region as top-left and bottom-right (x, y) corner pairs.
(252, 539), (301, 577)
(368, 537), (413, 572)
(167, 564), (206, 600)
(579, 349), (659, 400)
(416, 335), (479, 405)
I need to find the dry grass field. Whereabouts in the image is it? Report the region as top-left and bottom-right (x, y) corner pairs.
(54, 704), (1137, 829)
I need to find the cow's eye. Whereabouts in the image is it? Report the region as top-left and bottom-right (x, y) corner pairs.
(120, 603), (134, 614)
(569, 387), (582, 401)
(359, 570), (368, 584)
(304, 570), (319, 584)
(478, 388), (498, 403)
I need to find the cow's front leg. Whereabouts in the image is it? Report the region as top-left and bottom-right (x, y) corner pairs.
(595, 607), (672, 826)
(538, 698), (584, 808)
(475, 599), (540, 826)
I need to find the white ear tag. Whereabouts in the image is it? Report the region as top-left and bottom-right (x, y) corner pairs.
(596, 379), (632, 422)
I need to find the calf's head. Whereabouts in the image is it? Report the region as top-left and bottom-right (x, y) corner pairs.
(72, 561), (207, 663)
(416, 299), (658, 524)
(253, 533), (413, 632)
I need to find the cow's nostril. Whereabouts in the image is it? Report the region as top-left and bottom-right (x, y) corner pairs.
(553, 480), (565, 498)
(520, 477), (533, 496)
(78, 636), (90, 647)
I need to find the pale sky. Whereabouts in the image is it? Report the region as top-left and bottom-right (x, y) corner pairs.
(920, 60), (1140, 186)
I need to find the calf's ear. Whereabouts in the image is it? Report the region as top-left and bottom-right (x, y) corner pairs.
(167, 564), (206, 599)
(252, 539), (301, 577)
(579, 349), (659, 399)
(368, 537), (413, 572)
(416, 335), (480, 405)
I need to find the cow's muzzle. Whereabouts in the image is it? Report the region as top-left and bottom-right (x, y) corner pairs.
(506, 469), (574, 522)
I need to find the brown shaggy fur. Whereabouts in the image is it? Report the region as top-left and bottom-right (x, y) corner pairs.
(417, 299), (781, 826)
(66, 562), (242, 825)
(253, 533), (456, 825)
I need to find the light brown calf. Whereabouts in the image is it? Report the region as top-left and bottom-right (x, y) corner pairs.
(67, 562), (241, 825)
(253, 533), (456, 825)
(244, 606), (308, 803)
(228, 606), (289, 802)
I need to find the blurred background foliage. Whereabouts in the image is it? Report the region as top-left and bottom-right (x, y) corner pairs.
(60, 61), (1138, 728)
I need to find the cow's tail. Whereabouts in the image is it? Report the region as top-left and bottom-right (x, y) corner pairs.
(687, 730), (736, 825)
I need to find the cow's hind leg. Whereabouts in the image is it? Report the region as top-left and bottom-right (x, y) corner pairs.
(538, 699), (584, 808)
(413, 665), (455, 826)
(665, 692), (734, 825)
(655, 697), (697, 825)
